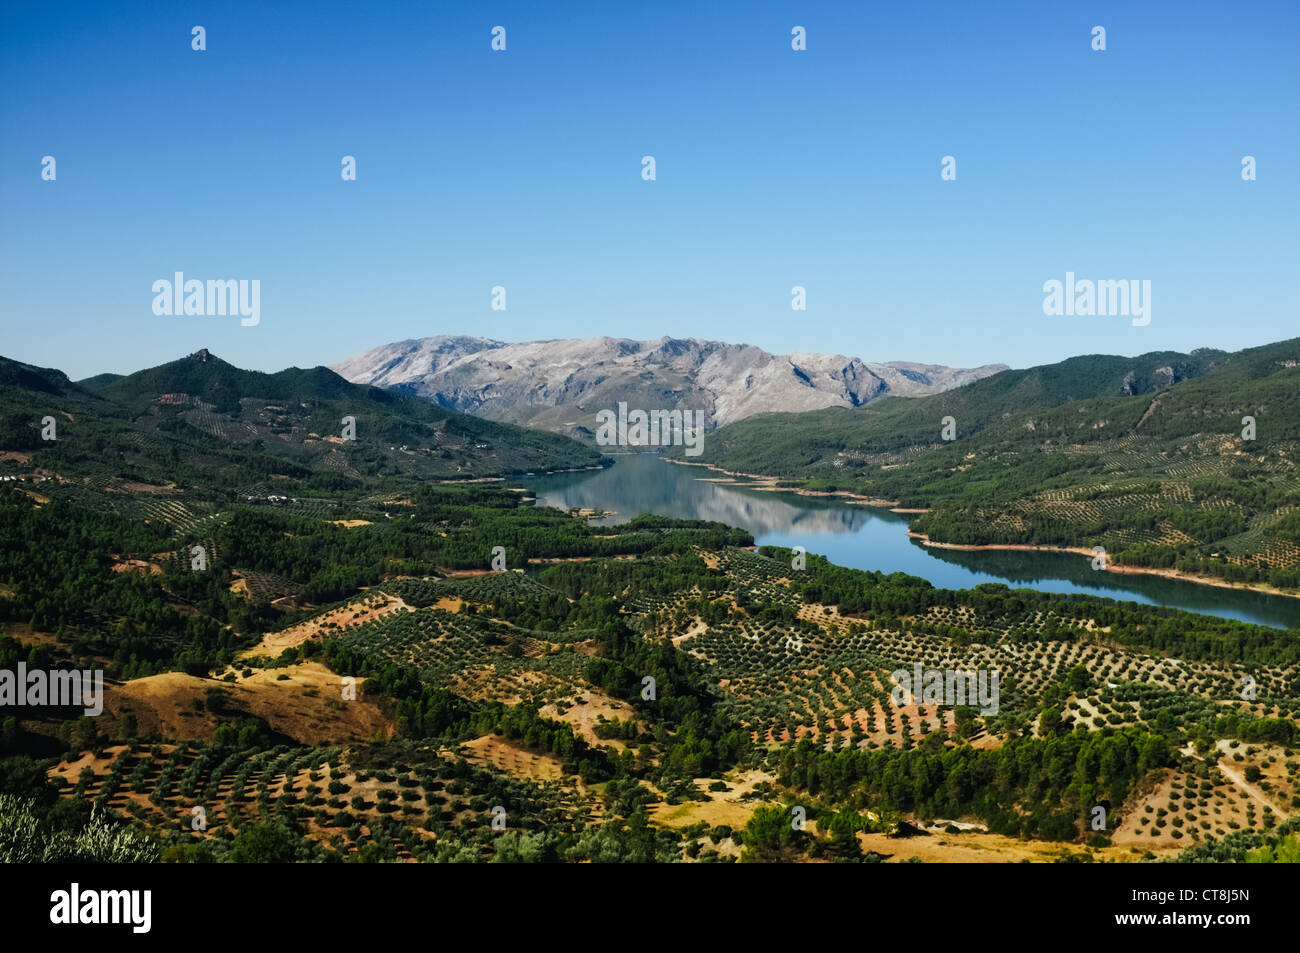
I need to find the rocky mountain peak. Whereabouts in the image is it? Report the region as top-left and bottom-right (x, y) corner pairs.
(333, 336), (1006, 436)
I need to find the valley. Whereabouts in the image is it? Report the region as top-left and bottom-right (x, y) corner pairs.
(671, 340), (1300, 599)
(1, 346), (1298, 865)
(528, 454), (1300, 629)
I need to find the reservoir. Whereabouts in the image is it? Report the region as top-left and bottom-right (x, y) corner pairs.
(521, 454), (1300, 630)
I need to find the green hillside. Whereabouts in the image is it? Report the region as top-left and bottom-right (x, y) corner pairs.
(0, 348), (608, 499)
(674, 339), (1300, 590)
(2, 346), (1298, 867)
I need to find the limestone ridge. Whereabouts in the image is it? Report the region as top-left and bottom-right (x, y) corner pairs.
(332, 335), (1007, 435)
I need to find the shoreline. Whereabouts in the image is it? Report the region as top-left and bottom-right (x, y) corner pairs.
(908, 532), (1300, 603)
(665, 458), (913, 510)
(665, 457), (1300, 604)
(443, 462), (610, 485)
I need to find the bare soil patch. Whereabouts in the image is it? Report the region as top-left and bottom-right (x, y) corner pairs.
(101, 663), (391, 745)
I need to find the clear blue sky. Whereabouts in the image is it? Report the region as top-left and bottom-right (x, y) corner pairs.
(2, 0), (1297, 380)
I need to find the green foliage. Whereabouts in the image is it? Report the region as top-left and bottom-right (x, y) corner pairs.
(739, 805), (807, 862)
(776, 726), (1172, 841)
(0, 794), (158, 863)
(226, 822), (310, 863)
(683, 339), (1300, 590)
(1172, 819), (1300, 863)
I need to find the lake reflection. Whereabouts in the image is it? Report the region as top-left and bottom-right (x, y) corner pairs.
(520, 454), (1300, 630)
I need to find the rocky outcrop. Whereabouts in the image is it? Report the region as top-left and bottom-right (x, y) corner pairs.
(333, 336), (1006, 433)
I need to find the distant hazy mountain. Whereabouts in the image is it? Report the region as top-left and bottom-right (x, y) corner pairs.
(332, 336), (1007, 437)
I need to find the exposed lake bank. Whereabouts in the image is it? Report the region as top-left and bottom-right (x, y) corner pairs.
(667, 457), (1300, 608)
(521, 454), (1300, 629)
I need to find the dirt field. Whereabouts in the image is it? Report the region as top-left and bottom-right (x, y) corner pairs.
(1109, 744), (1294, 851)
(540, 689), (640, 747)
(855, 829), (1175, 863)
(110, 557), (163, 576)
(651, 770), (774, 830)
(448, 667), (565, 707)
(100, 662), (391, 745)
(237, 591), (412, 660)
(460, 735), (565, 782)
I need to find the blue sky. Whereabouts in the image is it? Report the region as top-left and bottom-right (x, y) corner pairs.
(2, 0), (1297, 380)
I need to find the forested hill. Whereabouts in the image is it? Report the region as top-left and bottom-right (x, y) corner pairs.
(0, 356), (102, 398)
(672, 339), (1300, 474)
(0, 348), (607, 492)
(669, 338), (1300, 590)
(3, 347), (1299, 865)
(98, 349), (369, 413)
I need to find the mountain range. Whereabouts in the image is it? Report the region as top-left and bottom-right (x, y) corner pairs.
(676, 341), (1300, 474)
(331, 335), (1006, 438)
(4, 337), (1300, 868)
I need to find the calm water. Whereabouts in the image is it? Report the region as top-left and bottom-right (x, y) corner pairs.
(520, 454), (1300, 630)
